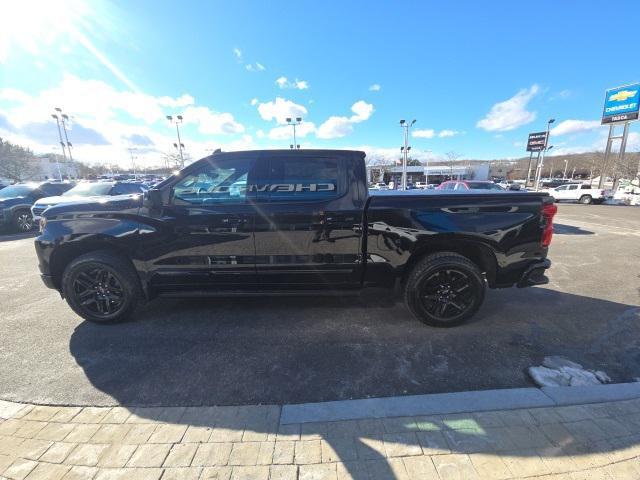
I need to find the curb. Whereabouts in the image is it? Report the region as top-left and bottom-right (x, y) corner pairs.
(4, 383), (640, 425)
(280, 382), (640, 424)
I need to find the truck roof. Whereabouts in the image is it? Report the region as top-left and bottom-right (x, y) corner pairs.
(209, 149), (366, 159)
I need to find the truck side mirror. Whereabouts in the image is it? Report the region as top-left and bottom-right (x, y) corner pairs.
(144, 188), (163, 210)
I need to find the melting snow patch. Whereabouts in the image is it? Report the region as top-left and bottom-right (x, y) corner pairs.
(528, 356), (611, 387)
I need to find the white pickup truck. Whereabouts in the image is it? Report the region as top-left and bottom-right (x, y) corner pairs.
(548, 183), (608, 204)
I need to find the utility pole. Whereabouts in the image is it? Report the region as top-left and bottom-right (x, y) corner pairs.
(286, 117), (302, 149)
(166, 115), (185, 168)
(400, 119), (416, 190)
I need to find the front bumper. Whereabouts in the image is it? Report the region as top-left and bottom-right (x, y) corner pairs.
(517, 259), (551, 288)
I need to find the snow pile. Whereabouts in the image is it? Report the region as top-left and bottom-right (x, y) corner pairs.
(528, 356), (611, 387)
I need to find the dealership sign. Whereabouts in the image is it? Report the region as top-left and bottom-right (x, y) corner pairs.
(526, 131), (548, 152)
(601, 83), (640, 124)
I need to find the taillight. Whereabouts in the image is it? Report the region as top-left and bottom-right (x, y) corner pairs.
(541, 202), (557, 247)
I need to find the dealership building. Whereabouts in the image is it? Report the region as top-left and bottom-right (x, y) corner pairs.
(367, 164), (490, 186)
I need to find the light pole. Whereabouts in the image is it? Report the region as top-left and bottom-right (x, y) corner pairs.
(128, 148), (137, 179)
(50, 111), (67, 181)
(166, 115), (185, 168)
(563, 159), (569, 180)
(286, 117), (302, 149)
(400, 119), (416, 190)
(535, 118), (555, 191)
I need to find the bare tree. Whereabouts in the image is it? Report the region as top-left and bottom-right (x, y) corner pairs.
(445, 151), (462, 178)
(0, 138), (41, 182)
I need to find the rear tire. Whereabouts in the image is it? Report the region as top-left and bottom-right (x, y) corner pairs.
(62, 250), (141, 324)
(13, 209), (34, 232)
(579, 195), (593, 205)
(404, 252), (486, 327)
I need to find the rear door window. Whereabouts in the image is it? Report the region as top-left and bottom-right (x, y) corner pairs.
(267, 157), (340, 202)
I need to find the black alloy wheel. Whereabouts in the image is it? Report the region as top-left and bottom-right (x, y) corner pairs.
(418, 268), (475, 320)
(62, 250), (140, 324)
(405, 252), (486, 327)
(72, 266), (126, 317)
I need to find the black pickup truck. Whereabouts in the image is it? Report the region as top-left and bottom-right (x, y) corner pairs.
(34, 149), (556, 326)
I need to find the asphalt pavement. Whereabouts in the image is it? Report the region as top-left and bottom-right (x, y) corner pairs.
(0, 204), (639, 407)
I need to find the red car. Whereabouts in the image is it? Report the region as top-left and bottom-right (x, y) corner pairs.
(436, 180), (505, 191)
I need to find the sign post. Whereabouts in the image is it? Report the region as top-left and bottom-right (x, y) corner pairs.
(598, 83), (640, 189)
(525, 131), (548, 188)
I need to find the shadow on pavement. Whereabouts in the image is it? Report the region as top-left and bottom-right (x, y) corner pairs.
(65, 290), (640, 478)
(553, 223), (595, 235)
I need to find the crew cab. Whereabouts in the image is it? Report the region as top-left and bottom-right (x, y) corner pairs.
(0, 182), (74, 232)
(548, 183), (608, 204)
(34, 150), (556, 327)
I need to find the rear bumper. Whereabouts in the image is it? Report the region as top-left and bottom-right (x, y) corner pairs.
(516, 259), (551, 288)
(40, 274), (56, 290)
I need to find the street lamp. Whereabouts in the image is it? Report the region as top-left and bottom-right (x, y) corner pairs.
(167, 115), (185, 168)
(400, 119), (416, 190)
(286, 117), (302, 149)
(128, 147), (138, 179)
(50, 111), (68, 181)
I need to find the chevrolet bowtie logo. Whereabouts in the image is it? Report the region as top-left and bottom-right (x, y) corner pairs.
(609, 90), (637, 102)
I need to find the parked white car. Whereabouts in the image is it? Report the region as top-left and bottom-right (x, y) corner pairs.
(548, 183), (609, 204)
(369, 182), (389, 190)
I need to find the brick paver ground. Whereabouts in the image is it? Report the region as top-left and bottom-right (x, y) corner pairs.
(1, 399), (640, 479)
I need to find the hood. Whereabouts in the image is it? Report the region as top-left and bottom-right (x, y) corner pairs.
(0, 196), (29, 208)
(34, 195), (107, 208)
(41, 194), (144, 219)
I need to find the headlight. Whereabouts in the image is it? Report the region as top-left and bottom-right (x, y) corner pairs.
(39, 217), (47, 233)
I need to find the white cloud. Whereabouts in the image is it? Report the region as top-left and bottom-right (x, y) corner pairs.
(245, 62), (266, 72)
(368, 84), (381, 92)
(550, 89), (572, 101)
(316, 100), (374, 139)
(233, 47), (242, 60)
(551, 119), (602, 137)
(0, 75), (247, 167)
(413, 129), (435, 139)
(267, 122), (316, 140)
(257, 97), (308, 125)
(438, 129), (459, 138)
(477, 85), (539, 132)
(275, 76), (309, 90)
(250, 98), (259, 106)
(412, 128), (461, 139)
(181, 106), (244, 135)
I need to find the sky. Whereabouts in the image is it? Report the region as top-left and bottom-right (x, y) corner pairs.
(0, 0), (639, 169)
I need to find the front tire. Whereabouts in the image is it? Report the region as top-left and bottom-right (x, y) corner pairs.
(62, 251), (141, 324)
(404, 252), (486, 327)
(579, 195), (593, 205)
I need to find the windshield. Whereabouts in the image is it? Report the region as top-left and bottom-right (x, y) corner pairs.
(0, 185), (36, 199)
(63, 183), (113, 197)
(467, 182), (504, 190)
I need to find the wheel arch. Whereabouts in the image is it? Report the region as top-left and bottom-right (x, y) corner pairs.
(402, 239), (497, 287)
(49, 237), (142, 294)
